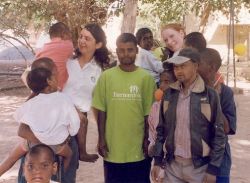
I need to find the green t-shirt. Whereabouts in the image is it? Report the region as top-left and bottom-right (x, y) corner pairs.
(92, 66), (156, 163)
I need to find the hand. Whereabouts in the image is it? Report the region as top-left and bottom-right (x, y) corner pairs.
(142, 138), (150, 157)
(161, 47), (170, 61)
(151, 165), (164, 183)
(148, 144), (154, 157)
(203, 173), (216, 183)
(98, 140), (109, 158)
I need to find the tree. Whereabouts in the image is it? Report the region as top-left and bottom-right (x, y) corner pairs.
(140, 0), (250, 31)
(0, 0), (112, 49)
(1, 0), (249, 54)
(121, 0), (138, 33)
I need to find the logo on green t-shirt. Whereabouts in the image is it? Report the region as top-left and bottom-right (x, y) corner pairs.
(113, 85), (141, 101)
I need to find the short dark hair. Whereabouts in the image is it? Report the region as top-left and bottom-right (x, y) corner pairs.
(135, 28), (152, 43)
(31, 57), (55, 71)
(49, 22), (70, 39)
(200, 48), (222, 71)
(116, 33), (137, 46)
(25, 144), (56, 163)
(27, 67), (52, 94)
(184, 32), (207, 52)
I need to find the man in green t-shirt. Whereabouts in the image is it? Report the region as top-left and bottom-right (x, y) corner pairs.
(92, 33), (156, 183)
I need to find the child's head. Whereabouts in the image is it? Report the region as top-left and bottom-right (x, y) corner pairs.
(159, 70), (176, 91)
(183, 32), (206, 52)
(154, 70), (176, 101)
(23, 144), (57, 183)
(27, 67), (58, 94)
(49, 22), (71, 40)
(198, 48), (222, 86)
(31, 57), (56, 71)
(135, 28), (153, 50)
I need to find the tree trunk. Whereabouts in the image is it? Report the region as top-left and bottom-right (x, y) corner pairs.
(121, 0), (138, 34)
(199, 4), (212, 33)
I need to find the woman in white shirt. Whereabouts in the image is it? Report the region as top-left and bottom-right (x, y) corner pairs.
(63, 23), (110, 162)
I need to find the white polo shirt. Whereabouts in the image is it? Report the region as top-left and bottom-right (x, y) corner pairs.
(63, 58), (102, 112)
(14, 92), (80, 145)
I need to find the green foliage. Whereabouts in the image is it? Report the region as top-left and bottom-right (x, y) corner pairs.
(0, 0), (111, 46)
(140, 0), (250, 24)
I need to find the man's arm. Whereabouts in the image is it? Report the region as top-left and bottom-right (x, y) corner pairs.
(96, 109), (108, 158)
(143, 116), (149, 157)
(222, 114), (230, 134)
(206, 91), (226, 176)
(151, 100), (166, 183)
(17, 123), (40, 143)
(153, 99), (166, 166)
(220, 85), (237, 135)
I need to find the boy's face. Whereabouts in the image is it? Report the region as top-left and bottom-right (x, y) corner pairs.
(116, 42), (138, 66)
(139, 32), (153, 50)
(159, 72), (173, 91)
(173, 60), (198, 84)
(198, 61), (215, 86)
(24, 151), (57, 183)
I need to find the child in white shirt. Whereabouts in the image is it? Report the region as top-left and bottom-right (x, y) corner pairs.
(0, 60), (84, 176)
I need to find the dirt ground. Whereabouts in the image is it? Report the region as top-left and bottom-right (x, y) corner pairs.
(0, 73), (250, 183)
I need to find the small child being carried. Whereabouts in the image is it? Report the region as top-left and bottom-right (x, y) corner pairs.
(0, 57), (93, 177)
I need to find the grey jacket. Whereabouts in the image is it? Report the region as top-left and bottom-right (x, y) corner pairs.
(153, 75), (226, 175)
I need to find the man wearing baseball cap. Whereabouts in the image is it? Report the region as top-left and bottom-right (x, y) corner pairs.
(151, 48), (225, 183)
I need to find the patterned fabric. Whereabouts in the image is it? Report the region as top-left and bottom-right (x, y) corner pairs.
(174, 80), (197, 159)
(148, 101), (161, 145)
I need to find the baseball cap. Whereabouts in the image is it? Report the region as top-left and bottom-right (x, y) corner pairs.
(164, 48), (201, 65)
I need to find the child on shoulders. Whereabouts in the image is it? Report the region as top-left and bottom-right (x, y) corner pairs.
(36, 22), (74, 90)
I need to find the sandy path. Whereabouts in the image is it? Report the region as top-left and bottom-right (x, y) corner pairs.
(0, 88), (249, 183)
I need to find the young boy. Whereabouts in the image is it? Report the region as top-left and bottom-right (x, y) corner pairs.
(135, 28), (163, 84)
(36, 22), (74, 90)
(92, 33), (156, 183)
(183, 32), (224, 84)
(152, 48), (226, 183)
(183, 32), (207, 52)
(148, 69), (176, 157)
(199, 48), (236, 183)
(23, 144), (58, 183)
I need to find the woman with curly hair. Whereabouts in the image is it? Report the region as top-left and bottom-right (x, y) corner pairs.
(63, 23), (110, 163)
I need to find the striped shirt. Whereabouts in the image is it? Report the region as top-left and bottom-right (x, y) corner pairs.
(174, 80), (197, 159)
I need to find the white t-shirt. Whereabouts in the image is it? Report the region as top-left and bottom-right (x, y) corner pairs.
(63, 58), (102, 112)
(14, 92), (80, 145)
(135, 47), (163, 82)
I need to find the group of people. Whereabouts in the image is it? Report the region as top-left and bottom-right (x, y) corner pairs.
(0, 22), (236, 183)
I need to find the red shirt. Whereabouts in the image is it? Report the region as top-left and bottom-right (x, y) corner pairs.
(36, 38), (74, 89)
